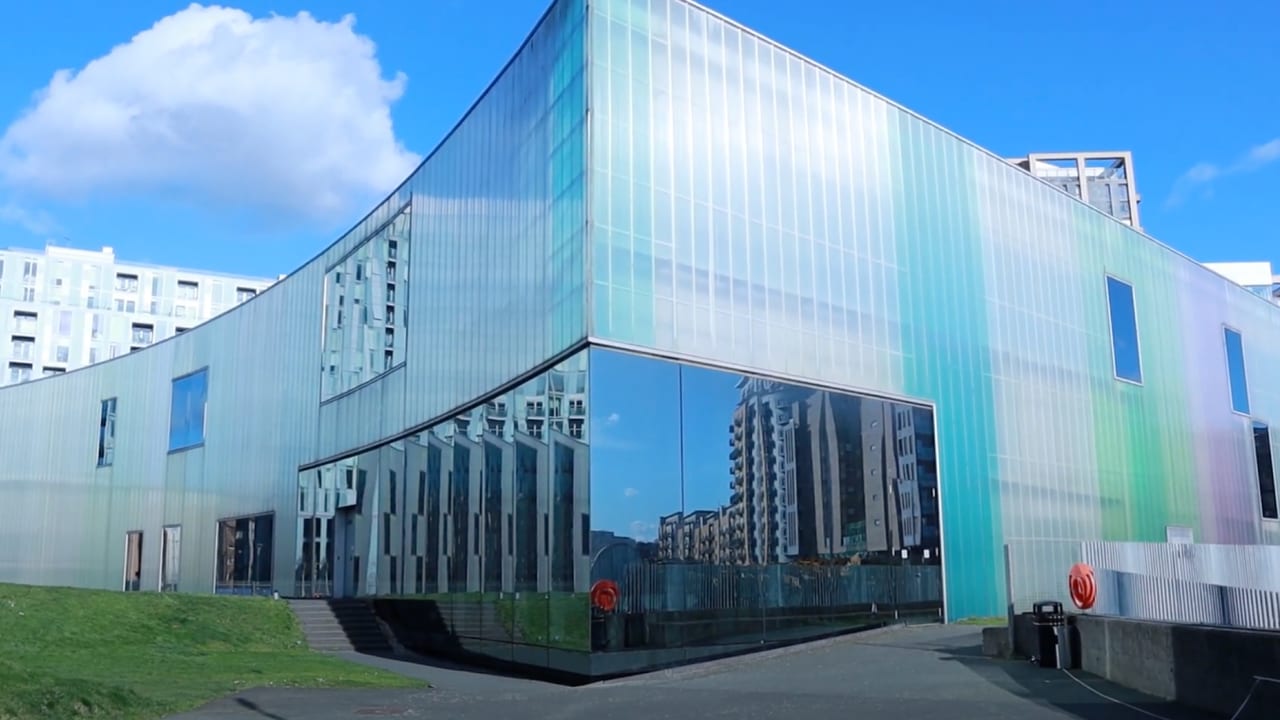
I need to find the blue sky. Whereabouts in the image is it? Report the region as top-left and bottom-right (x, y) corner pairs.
(0, 0), (1277, 279)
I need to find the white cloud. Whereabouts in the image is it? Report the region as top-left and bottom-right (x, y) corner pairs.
(0, 4), (420, 225)
(623, 487), (639, 498)
(1167, 138), (1280, 207)
(0, 202), (59, 235)
(628, 521), (658, 541)
(606, 412), (621, 426)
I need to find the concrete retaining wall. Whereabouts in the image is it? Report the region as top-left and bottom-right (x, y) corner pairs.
(1075, 615), (1280, 716)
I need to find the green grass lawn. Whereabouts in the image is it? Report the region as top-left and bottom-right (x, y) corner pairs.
(0, 583), (422, 720)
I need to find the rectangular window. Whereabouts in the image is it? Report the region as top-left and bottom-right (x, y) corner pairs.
(1224, 327), (1250, 414)
(57, 310), (72, 336)
(168, 368), (208, 452)
(115, 273), (138, 292)
(1105, 276), (1142, 383)
(1255, 422), (1278, 520)
(177, 280), (199, 300)
(98, 398), (117, 466)
(55, 345), (69, 363)
(235, 287), (257, 303)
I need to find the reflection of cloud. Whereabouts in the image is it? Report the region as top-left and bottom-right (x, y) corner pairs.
(591, 410), (637, 451)
(623, 487), (639, 498)
(629, 521), (658, 541)
(1166, 138), (1280, 207)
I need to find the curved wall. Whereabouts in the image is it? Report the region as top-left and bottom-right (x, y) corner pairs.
(585, 0), (1280, 619)
(0, 0), (588, 593)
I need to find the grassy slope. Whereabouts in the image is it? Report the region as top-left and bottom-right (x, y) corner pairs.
(0, 583), (421, 720)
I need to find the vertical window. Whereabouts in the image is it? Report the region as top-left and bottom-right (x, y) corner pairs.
(1254, 422), (1278, 520)
(98, 398), (117, 466)
(1105, 276), (1142, 383)
(1224, 327), (1250, 415)
(168, 368), (208, 452)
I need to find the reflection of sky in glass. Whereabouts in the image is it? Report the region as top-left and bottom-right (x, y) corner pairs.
(1106, 277), (1142, 383)
(169, 369), (208, 451)
(588, 349), (756, 539)
(1224, 328), (1250, 414)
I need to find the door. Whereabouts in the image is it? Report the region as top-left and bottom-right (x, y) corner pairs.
(123, 531), (143, 591)
(160, 525), (182, 592)
(333, 509), (358, 598)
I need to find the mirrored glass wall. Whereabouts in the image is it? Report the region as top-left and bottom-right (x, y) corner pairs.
(587, 348), (942, 672)
(295, 346), (942, 676)
(296, 350), (592, 671)
(321, 203), (411, 400)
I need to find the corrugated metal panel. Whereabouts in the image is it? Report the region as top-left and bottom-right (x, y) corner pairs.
(1092, 568), (1280, 631)
(1082, 540), (1280, 592)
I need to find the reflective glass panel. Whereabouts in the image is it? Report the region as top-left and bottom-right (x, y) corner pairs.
(1224, 327), (1250, 415)
(168, 369), (208, 452)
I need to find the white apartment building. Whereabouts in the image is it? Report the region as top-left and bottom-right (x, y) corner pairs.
(0, 244), (277, 386)
(1204, 261), (1280, 304)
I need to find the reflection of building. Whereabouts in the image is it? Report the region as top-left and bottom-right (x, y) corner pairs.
(3, 0), (1279, 679)
(0, 243), (275, 386)
(662, 383), (938, 567)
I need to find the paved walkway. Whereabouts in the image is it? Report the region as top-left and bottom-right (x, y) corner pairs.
(168, 625), (1222, 720)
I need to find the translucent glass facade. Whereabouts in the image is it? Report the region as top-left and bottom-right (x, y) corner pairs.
(587, 0), (1280, 620)
(2, 0), (1280, 680)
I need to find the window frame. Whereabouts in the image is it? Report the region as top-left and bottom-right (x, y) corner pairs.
(167, 367), (210, 453)
(1222, 324), (1251, 416)
(1104, 273), (1144, 385)
(1252, 421), (1278, 521)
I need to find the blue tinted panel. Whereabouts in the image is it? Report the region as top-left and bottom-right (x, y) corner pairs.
(1106, 277), (1142, 383)
(1224, 328), (1250, 414)
(169, 369), (208, 451)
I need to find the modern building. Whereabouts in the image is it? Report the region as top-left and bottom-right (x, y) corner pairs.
(1008, 151), (1142, 229)
(1, 0), (1278, 678)
(0, 244), (277, 385)
(1205, 261), (1280, 304)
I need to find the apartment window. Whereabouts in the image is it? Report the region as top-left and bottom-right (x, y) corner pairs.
(7, 362), (32, 383)
(0, 258), (4, 278)
(57, 310), (72, 337)
(235, 287), (257, 303)
(21, 287), (34, 302)
(177, 280), (199, 300)
(1254, 422), (1278, 520)
(131, 323), (154, 345)
(168, 369), (208, 452)
(115, 273), (139, 292)
(55, 345), (69, 364)
(10, 338), (34, 361)
(1105, 276), (1142, 384)
(151, 276), (162, 297)
(98, 397), (117, 467)
(22, 261), (36, 282)
(13, 310), (37, 334)
(91, 314), (102, 339)
(89, 347), (100, 364)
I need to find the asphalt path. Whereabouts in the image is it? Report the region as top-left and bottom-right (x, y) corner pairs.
(169, 624), (1224, 720)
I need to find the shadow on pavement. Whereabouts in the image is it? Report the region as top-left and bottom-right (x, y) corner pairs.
(934, 644), (1219, 720)
(233, 698), (289, 720)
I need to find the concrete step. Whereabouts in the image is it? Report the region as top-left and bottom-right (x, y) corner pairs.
(288, 598), (392, 654)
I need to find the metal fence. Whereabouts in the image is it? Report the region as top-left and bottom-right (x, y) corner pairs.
(1091, 568), (1280, 631)
(1004, 539), (1280, 631)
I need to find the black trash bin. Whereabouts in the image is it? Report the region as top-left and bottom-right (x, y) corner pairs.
(1031, 600), (1065, 669)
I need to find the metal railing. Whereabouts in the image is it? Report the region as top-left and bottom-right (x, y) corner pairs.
(1004, 539), (1280, 631)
